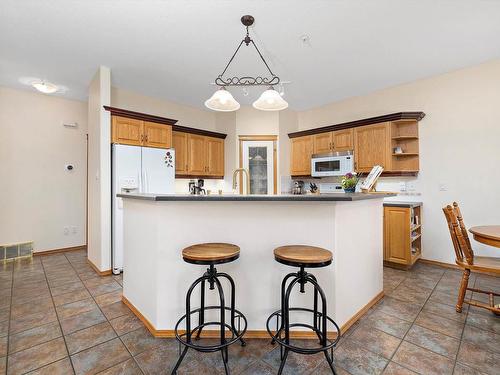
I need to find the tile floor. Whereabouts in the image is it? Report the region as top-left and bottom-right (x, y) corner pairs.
(0, 250), (499, 374)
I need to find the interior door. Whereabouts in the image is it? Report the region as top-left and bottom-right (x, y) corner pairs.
(242, 141), (274, 195)
(141, 147), (175, 194)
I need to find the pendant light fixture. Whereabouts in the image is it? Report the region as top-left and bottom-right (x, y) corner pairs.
(205, 15), (288, 112)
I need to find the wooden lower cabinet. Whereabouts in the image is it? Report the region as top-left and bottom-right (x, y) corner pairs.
(290, 136), (313, 176)
(172, 131), (188, 174)
(384, 203), (422, 268)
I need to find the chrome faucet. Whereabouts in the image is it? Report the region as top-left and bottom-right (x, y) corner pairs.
(232, 168), (250, 194)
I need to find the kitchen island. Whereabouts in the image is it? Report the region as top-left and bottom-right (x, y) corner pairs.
(118, 193), (392, 337)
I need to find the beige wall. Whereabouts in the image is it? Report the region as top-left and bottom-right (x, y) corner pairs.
(111, 87), (217, 130)
(0, 86), (87, 252)
(296, 59), (500, 263)
(87, 66), (111, 271)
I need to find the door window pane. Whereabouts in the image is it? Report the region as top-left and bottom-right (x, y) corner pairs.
(249, 147), (268, 194)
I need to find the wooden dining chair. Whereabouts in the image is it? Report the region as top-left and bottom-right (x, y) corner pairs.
(442, 202), (500, 314)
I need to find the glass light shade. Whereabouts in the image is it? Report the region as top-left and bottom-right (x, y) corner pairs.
(252, 88), (289, 111)
(32, 80), (59, 94)
(204, 88), (240, 112)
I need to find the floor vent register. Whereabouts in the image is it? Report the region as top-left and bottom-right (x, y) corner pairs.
(0, 241), (33, 262)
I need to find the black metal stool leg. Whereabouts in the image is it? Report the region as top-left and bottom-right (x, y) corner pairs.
(195, 278), (206, 340)
(307, 274), (337, 374)
(324, 350), (337, 375)
(171, 345), (189, 374)
(277, 347), (289, 375)
(213, 277), (230, 375)
(218, 272), (246, 347)
(272, 272), (297, 345)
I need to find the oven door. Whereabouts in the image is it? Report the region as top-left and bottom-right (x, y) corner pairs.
(311, 156), (343, 177)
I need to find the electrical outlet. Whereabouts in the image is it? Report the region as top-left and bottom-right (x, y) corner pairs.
(399, 182), (407, 192)
(71, 226), (77, 234)
(63, 227), (69, 235)
(439, 183), (447, 191)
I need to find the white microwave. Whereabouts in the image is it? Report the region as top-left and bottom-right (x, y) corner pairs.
(311, 151), (354, 177)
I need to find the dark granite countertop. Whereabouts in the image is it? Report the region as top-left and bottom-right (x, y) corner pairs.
(118, 193), (395, 202)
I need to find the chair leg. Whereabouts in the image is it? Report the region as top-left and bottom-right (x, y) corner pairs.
(456, 269), (470, 313)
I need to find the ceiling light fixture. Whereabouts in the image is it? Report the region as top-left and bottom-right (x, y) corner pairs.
(205, 15), (288, 112)
(31, 80), (59, 94)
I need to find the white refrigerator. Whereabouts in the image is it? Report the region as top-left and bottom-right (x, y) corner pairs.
(112, 144), (175, 274)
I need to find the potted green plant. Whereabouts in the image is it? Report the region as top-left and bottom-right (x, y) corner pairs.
(341, 172), (358, 193)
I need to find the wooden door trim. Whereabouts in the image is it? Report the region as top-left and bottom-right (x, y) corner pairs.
(238, 135), (278, 195)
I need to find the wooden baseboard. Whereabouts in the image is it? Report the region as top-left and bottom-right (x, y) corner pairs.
(87, 258), (112, 276)
(419, 258), (459, 270)
(340, 291), (384, 333)
(419, 258), (499, 277)
(34, 245), (87, 256)
(123, 290), (384, 339)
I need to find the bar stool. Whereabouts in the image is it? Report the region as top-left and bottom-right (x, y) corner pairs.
(172, 243), (247, 375)
(266, 245), (340, 375)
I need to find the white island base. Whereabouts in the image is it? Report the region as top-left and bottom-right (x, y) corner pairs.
(120, 194), (385, 338)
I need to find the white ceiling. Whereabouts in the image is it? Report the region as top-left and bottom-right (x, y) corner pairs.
(1, 0), (500, 110)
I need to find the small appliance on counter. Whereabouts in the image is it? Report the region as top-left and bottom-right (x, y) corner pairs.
(311, 151), (354, 177)
(319, 183), (344, 194)
(189, 179), (206, 195)
(292, 180), (305, 195)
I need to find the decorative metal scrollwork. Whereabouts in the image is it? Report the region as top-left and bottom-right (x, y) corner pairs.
(214, 16), (281, 87)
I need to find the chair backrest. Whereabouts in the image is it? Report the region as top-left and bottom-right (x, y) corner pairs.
(442, 202), (474, 265)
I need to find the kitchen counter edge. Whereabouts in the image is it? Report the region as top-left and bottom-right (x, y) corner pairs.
(117, 193), (396, 202)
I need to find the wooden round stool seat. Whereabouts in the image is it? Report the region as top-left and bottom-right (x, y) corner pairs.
(182, 243), (240, 265)
(274, 245), (332, 268)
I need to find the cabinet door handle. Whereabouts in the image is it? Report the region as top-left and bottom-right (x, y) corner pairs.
(145, 134), (148, 142)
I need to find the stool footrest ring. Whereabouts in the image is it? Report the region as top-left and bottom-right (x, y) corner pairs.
(266, 307), (340, 354)
(175, 305), (247, 352)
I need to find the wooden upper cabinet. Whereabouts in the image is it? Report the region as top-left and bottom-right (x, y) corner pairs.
(206, 137), (224, 176)
(187, 134), (207, 175)
(111, 116), (172, 148)
(112, 116), (143, 146)
(172, 131), (188, 174)
(290, 136), (313, 176)
(354, 123), (391, 172)
(313, 132), (333, 154)
(143, 121), (172, 149)
(332, 129), (353, 152)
